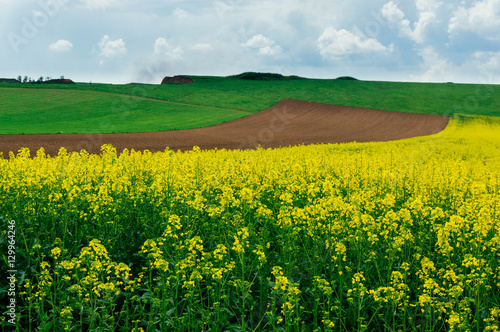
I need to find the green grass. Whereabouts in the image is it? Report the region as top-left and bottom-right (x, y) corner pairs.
(0, 87), (248, 134)
(1, 76), (499, 134)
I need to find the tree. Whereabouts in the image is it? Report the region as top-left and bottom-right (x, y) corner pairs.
(17, 75), (22, 82)
(37, 76), (44, 83)
(22, 76), (28, 83)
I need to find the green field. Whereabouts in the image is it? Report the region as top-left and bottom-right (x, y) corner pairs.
(0, 87), (248, 134)
(1, 75), (499, 135)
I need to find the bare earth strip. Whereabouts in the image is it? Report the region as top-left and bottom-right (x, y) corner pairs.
(0, 99), (450, 156)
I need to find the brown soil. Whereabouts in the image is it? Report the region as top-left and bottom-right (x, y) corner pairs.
(161, 76), (194, 85)
(0, 99), (449, 157)
(45, 79), (75, 84)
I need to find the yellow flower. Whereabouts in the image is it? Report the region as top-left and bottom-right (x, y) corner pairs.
(232, 237), (244, 254)
(51, 247), (62, 260)
(40, 261), (51, 270)
(60, 306), (73, 318)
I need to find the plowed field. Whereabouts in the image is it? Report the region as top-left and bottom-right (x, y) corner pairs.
(0, 99), (449, 156)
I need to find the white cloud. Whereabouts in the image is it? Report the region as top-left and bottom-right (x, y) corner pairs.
(173, 8), (188, 19)
(154, 37), (168, 54)
(242, 34), (282, 56)
(318, 27), (390, 58)
(473, 51), (500, 75)
(49, 39), (73, 52)
(409, 15), (434, 44)
(191, 43), (213, 51)
(257, 46), (280, 56)
(381, 1), (405, 23)
(411, 47), (500, 83)
(242, 35), (272, 48)
(410, 46), (458, 82)
(381, 0), (442, 44)
(98, 35), (127, 58)
(154, 37), (183, 60)
(416, 0), (442, 13)
(418, 47), (452, 80)
(449, 0), (500, 40)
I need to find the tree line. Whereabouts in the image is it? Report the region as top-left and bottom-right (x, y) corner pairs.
(16, 75), (65, 83)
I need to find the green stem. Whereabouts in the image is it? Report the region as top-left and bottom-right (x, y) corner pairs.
(241, 252), (246, 331)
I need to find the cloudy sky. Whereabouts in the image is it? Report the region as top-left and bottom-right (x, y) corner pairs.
(2, 0), (500, 84)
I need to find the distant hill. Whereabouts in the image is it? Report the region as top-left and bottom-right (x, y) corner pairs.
(0, 78), (20, 83)
(44, 78), (75, 84)
(161, 76), (194, 85)
(336, 76), (359, 81)
(230, 72), (305, 81)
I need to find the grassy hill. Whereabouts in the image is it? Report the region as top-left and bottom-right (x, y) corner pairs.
(1, 75), (499, 134)
(0, 87), (248, 134)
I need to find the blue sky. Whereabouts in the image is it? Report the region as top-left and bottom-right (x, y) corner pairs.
(2, 0), (500, 84)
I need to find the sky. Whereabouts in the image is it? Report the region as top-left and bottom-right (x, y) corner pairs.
(1, 0), (500, 84)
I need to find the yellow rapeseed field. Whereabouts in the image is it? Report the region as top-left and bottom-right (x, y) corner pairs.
(1, 116), (499, 331)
